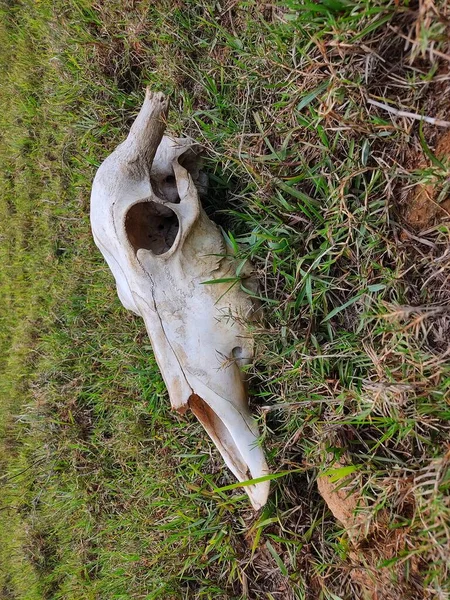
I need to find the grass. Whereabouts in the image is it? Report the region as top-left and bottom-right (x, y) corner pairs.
(1, 0), (450, 598)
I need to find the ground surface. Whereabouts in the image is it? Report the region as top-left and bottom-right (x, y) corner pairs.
(1, 1), (450, 599)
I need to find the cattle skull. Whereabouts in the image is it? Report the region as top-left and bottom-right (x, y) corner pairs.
(90, 89), (270, 510)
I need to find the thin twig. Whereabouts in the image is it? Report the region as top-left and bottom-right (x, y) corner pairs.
(367, 98), (450, 127)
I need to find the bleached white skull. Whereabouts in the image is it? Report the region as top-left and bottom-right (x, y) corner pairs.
(90, 89), (270, 510)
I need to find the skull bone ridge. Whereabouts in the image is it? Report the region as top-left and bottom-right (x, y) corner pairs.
(90, 89), (270, 510)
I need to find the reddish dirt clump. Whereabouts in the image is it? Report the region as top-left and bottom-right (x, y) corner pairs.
(318, 465), (423, 600)
(403, 130), (450, 230)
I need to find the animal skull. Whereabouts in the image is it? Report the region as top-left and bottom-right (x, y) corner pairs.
(90, 89), (270, 510)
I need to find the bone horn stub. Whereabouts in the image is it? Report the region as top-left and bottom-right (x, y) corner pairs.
(127, 89), (170, 169)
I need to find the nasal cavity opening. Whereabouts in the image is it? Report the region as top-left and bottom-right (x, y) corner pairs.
(188, 393), (250, 481)
(179, 148), (200, 174)
(150, 171), (180, 204)
(125, 201), (179, 255)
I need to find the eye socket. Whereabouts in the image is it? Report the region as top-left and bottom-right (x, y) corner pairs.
(125, 201), (179, 256)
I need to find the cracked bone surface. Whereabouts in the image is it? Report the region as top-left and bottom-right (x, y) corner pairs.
(90, 89), (270, 510)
